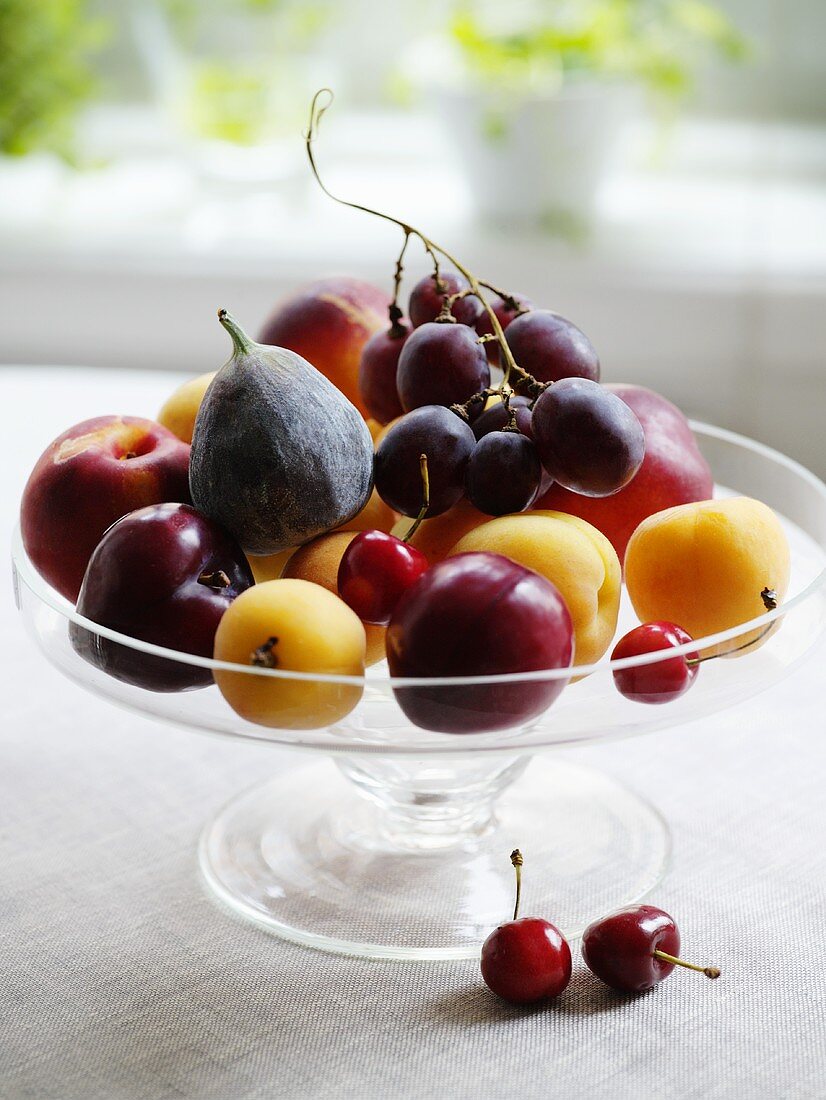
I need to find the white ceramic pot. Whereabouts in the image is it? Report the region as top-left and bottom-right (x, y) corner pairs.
(438, 81), (638, 230)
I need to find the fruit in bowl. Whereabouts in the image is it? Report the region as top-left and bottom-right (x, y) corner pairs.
(536, 384), (714, 562)
(213, 579), (366, 729)
(386, 552), (574, 733)
(625, 496), (790, 658)
(396, 321), (491, 412)
(504, 309), (600, 385)
(282, 530), (389, 666)
(358, 320), (410, 425)
(408, 270), (484, 328)
(450, 512), (621, 669)
(157, 371), (217, 444)
(189, 310), (374, 556)
(258, 276), (389, 417)
(395, 499), (490, 565)
(71, 503), (253, 691)
(21, 415), (191, 602)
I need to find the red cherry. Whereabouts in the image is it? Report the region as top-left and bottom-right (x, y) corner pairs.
(480, 850), (572, 1005)
(612, 621), (699, 704)
(582, 905), (720, 994)
(338, 529), (428, 626)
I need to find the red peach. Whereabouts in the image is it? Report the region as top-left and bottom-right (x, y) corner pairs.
(534, 384), (713, 563)
(21, 415), (191, 601)
(258, 277), (390, 417)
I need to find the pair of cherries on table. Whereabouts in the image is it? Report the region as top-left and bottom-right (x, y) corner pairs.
(481, 851), (720, 1004)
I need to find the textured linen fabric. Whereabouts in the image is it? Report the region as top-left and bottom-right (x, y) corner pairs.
(1, 367), (825, 1100)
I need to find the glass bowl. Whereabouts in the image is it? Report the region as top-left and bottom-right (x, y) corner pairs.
(12, 423), (826, 959)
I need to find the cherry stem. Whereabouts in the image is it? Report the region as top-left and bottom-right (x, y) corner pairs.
(402, 454), (430, 542)
(686, 588), (778, 666)
(304, 89), (537, 394)
(510, 848), (523, 921)
(653, 950), (721, 980)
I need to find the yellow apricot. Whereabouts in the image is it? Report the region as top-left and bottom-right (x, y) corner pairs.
(625, 496), (790, 658)
(338, 488), (397, 535)
(393, 498), (491, 565)
(283, 530), (386, 666)
(365, 417), (383, 443)
(214, 579), (365, 729)
(449, 510), (622, 668)
(157, 371), (216, 444)
(248, 547), (295, 584)
(248, 491), (396, 585)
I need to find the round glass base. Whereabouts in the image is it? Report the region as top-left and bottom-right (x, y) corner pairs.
(199, 757), (671, 960)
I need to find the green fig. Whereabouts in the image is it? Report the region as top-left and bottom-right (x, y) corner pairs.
(190, 310), (374, 555)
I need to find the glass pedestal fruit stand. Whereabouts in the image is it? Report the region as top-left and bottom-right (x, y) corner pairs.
(12, 423), (826, 960)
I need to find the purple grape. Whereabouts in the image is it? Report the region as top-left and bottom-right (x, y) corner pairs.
(409, 271), (483, 328)
(472, 394), (534, 440)
(359, 322), (410, 424)
(374, 405), (476, 517)
(472, 396), (555, 495)
(506, 310), (600, 384)
(396, 321), (490, 412)
(531, 378), (645, 497)
(466, 431), (542, 515)
(475, 293), (534, 366)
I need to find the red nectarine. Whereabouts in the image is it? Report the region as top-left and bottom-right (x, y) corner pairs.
(258, 277), (390, 416)
(21, 415), (191, 601)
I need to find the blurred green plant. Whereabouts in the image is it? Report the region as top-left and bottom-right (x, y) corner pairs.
(0, 0), (104, 157)
(451, 0), (747, 97)
(162, 0), (329, 144)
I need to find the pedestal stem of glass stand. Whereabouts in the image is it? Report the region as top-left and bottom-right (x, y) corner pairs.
(335, 754), (531, 852)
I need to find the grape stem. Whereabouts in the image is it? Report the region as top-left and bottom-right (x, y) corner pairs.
(304, 89), (539, 396)
(388, 231), (411, 334)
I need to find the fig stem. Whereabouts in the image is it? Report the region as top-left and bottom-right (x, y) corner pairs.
(402, 454), (430, 542)
(218, 309), (255, 356)
(686, 588), (778, 666)
(653, 950), (721, 979)
(510, 848), (523, 921)
(304, 89), (538, 395)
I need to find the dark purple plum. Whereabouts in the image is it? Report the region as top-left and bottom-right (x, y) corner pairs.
(506, 310), (600, 384)
(386, 552), (574, 733)
(358, 321), (410, 425)
(475, 293), (534, 366)
(466, 432), (542, 515)
(532, 378), (645, 497)
(396, 322), (490, 412)
(408, 271), (483, 328)
(374, 405), (476, 518)
(71, 502), (253, 692)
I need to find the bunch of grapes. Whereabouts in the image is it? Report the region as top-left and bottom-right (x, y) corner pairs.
(363, 269), (645, 521)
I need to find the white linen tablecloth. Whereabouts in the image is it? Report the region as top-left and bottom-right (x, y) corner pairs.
(1, 366), (824, 1100)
